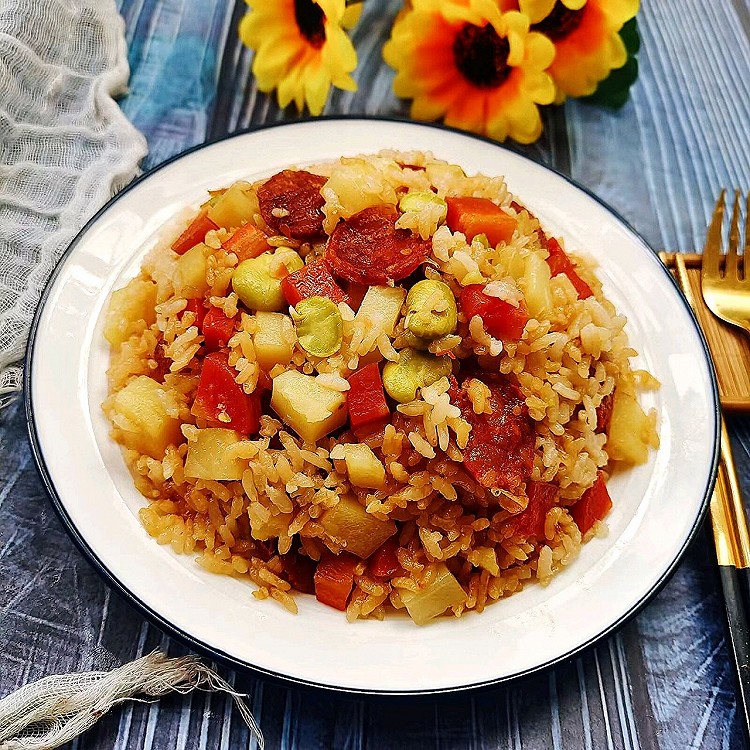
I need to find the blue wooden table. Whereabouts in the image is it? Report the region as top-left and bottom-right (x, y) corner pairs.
(2, 0), (750, 747)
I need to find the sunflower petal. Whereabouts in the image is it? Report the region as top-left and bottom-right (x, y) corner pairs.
(518, 0), (557, 24)
(304, 64), (332, 115)
(276, 71), (300, 110)
(342, 1), (363, 29)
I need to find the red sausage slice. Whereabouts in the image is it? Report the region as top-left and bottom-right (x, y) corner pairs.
(257, 170), (327, 240)
(452, 373), (535, 494)
(325, 205), (432, 284)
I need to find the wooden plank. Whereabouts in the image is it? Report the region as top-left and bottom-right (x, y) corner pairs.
(661, 252), (750, 411)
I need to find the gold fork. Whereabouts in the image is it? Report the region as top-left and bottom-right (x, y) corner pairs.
(695, 189), (750, 736)
(701, 190), (750, 334)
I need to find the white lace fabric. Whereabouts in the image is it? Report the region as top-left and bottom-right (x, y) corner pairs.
(0, 0), (148, 402)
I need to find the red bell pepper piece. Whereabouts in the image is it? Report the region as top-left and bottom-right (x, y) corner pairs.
(445, 197), (517, 247)
(506, 481), (558, 540)
(595, 391), (614, 434)
(171, 210), (219, 255)
(224, 223), (271, 262)
(570, 472), (613, 535)
(345, 282), (368, 311)
(191, 351), (260, 434)
(543, 236), (593, 299)
(368, 538), (403, 579)
(151, 339), (171, 383)
(347, 363), (390, 430)
(202, 307), (236, 352)
(281, 260), (348, 306)
(279, 551), (316, 595)
(314, 553), (358, 610)
(180, 298), (206, 330)
(460, 285), (529, 341)
(256, 369), (273, 393)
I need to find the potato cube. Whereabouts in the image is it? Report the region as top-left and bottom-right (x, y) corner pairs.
(270, 370), (347, 444)
(320, 494), (397, 558)
(339, 444), (386, 489)
(400, 563), (468, 625)
(174, 243), (209, 299)
(324, 158), (398, 218)
(522, 250), (552, 318)
(248, 501), (293, 541)
(355, 286), (406, 337)
(104, 279), (157, 347)
(466, 547), (500, 577)
(111, 376), (182, 459)
(607, 389), (653, 464)
(253, 312), (296, 371)
(207, 183), (258, 229)
(184, 428), (246, 480)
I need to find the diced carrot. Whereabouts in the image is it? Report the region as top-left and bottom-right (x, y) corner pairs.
(191, 351), (260, 435)
(171, 210), (219, 255)
(281, 260), (348, 306)
(543, 236), (593, 299)
(352, 419), (389, 445)
(570, 472), (613, 535)
(368, 538), (403, 578)
(445, 197), (516, 247)
(202, 307), (236, 352)
(224, 224), (271, 262)
(460, 285), (529, 341)
(347, 363), (390, 430)
(314, 553), (358, 610)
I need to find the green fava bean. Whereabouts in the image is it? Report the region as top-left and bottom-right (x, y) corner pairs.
(382, 348), (453, 403)
(401, 330), (431, 350)
(293, 296), (343, 358)
(398, 191), (448, 222)
(232, 249), (303, 312)
(404, 279), (458, 340)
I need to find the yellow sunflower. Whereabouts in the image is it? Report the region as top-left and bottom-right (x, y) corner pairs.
(239, 0), (360, 116)
(519, 0), (639, 102)
(382, 0), (555, 144)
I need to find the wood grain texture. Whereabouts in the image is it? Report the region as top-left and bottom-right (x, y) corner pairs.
(3, 0), (750, 747)
(661, 253), (750, 410)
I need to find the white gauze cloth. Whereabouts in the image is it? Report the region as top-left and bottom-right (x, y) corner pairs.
(0, 0), (148, 403)
(0, 5), (266, 747)
(0, 651), (265, 749)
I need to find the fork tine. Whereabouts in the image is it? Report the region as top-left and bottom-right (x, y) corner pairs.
(726, 189), (742, 280)
(703, 189), (726, 279)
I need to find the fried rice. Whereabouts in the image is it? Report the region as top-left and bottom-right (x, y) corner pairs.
(102, 150), (659, 625)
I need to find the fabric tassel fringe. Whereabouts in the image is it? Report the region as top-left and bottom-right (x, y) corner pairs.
(0, 651), (264, 750)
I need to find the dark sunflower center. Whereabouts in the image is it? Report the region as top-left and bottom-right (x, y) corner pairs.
(531, 2), (584, 41)
(294, 0), (326, 48)
(452, 23), (511, 88)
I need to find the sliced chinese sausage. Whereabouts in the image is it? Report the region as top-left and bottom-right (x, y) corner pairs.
(257, 169), (327, 240)
(325, 204), (432, 285)
(452, 373), (535, 495)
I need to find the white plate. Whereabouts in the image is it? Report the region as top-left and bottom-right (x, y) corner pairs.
(26, 118), (719, 694)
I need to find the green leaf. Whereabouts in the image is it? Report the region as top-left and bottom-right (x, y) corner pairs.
(620, 17), (640, 55)
(582, 17), (640, 110)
